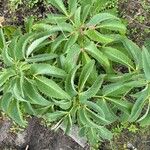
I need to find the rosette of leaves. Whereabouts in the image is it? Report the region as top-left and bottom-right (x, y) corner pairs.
(0, 0), (149, 147)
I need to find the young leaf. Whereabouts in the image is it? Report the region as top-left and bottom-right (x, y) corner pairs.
(78, 60), (95, 92)
(35, 76), (71, 100)
(81, 4), (91, 23)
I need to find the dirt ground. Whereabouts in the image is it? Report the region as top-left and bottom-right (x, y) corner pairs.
(0, 0), (150, 150)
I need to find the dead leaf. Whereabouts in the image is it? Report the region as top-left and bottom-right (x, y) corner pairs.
(0, 17), (5, 27)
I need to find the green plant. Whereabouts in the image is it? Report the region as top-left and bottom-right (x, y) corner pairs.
(1, 0), (150, 147)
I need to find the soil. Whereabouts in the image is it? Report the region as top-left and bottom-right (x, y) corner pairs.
(0, 0), (150, 150)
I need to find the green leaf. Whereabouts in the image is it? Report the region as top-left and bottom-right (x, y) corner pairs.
(87, 13), (119, 26)
(74, 7), (81, 27)
(0, 69), (15, 87)
(8, 100), (27, 127)
(129, 87), (149, 122)
(81, 4), (91, 23)
(85, 29), (114, 44)
(85, 42), (110, 72)
(26, 35), (50, 57)
(31, 63), (67, 78)
(65, 65), (79, 97)
(78, 60), (95, 92)
(122, 38), (142, 69)
(1, 92), (12, 112)
(25, 16), (34, 33)
(35, 76), (71, 100)
(2, 45), (13, 66)
(45, 111), (67, 122)
(102, 47), (135, 70)
(33, 23), (73, 33)
(63, 114), (72, 135)
(142, 46), (150, 80)
(85, 101), (105, 117)
(48, 0), (68, 16)
(64, 44), (81, 72)
(98, 20), (126, 34)
(23, 79), (53, 106)
(79, 75), (104, 102)
(97, 99), (117, 122)
(64, 33), (78, 53)
(68, 0), (77, 15)
(0, 28), (6, 49)
(26, 53), (57, 62)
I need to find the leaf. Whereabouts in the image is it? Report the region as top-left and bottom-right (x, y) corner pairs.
(25, 16), (34, 33)
(78, 107), (113, 140)
(79, 75), (104, 102)
(102, 47), (135, 70)
(63, 33), (78, 53)
(85, 101), (105, 117)
(78, 60), (95, 92)
(2, 45), (13, 66)
(33, 23), (73, 33)
(81, 4), (91, 23)
(98, 20), (126, 34)
(0, 28), (6, 49)
(52, 99), (71, 110)
(51, 34), (67, 52)
(0, 69), (15, 87)
(87, 109), (111, 125)
(97, 99), (117, 122)
(105, 97), (132, 114)
(74, 7), (81, 27)
(85, 29), (114, 44)
(65, 65), (79, 97)
(26, 53), (57, 62)
(26, 35), (50, 57)
(87, 13), (119, 26)
(63, 114), (72, 135)
(129, 87), (149, 122)
(8, 100), (27, 127)
(64, 44), (81, 72)
(68, 0), (77, 15)
(31, 63), (67, 78)
(23, 79), (53, 106)
(142, 46), (150, 80)
(35, 76), (71, 100)
(45, 111), (67, 122)
(48, 0), (68, 16)
(1, 92), (12, 112)
(85, 42), (110, 72)
(122, 38), (142, 69)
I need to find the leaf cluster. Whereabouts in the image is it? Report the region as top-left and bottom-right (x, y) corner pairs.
(0, 0), (150, 146)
